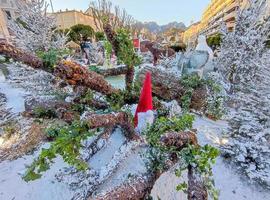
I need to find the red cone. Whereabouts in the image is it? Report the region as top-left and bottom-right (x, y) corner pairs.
(134, 72), (153, 127)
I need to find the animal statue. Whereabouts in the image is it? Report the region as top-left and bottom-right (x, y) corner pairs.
(195, 35), (214, 61)
(141, 41), (175, 65)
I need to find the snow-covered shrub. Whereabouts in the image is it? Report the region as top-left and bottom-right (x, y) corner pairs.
(217, 0), (270, 187)
(8, 0), (67, 52)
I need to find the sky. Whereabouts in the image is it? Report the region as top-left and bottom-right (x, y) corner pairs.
(49, 0), (211, 26)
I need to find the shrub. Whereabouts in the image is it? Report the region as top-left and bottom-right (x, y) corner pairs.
(95, 31), (105, 41)
(68, 24), (94, 42)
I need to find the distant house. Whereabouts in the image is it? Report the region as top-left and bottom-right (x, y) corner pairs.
(0, 0), (18, 42)
(51, 9), (97, 31)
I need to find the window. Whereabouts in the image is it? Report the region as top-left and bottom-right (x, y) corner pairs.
(5, 11), (11, 19)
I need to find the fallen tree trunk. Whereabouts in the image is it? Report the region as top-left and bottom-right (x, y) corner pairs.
(82, 112), (137, 140)
(0, 42), (116, 95)
(0, 41), (43, 68)
(90, 131), (207, 200)
(98, 65), (128, 77)
(137, 65), (208, 112)
(54, 61), (117, 95)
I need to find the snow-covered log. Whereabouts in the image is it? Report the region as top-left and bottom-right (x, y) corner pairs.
(54, 61), (117, 95)
(82, 112), (137, 139)
(0, 42), (117, 95)
(91, 130), (207, 200)
(0, 41), (43, 68)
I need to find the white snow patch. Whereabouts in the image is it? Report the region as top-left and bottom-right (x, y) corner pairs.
(193, 116), (270, 200)
(0, 144), (75, 200)
(0, 68), (25, 114)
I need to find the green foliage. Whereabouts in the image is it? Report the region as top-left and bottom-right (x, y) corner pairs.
(36, 48), (71, 71)
(207, 34), (222, 49)
(23, 121), (94, 182)
(95, 31), (105, 41)
(180, 74), (205, 112)
(144, 112), (219, 199)
(145, 114), (195, 149)
(69, 24), (94, 42)
(33, 107), (57, 119)
(106, 90), (126, 111)
(170, 44), (186, 52)
(89, 65), (100, 73)
(38, 49), (58, 71)
(104, 39), (113, 61)
(180, 74), (225, 119)
(71, 104), (86, 115)
(176, 182), (188, 192)
(115, 28), (141, 67)
(176, 144), (220, 200)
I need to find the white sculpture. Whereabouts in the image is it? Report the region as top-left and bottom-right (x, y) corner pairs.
(196, 35), (214, 61)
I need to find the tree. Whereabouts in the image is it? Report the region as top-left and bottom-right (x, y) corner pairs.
(89, 0), (140, 92)
(206, 34), (222, 49)
(8, 0), (66, 52)
(8, 0), (54, 51)
(95, 31), (106, 41)
(68, 24), (95, 42)
(217, 0), (270, 187)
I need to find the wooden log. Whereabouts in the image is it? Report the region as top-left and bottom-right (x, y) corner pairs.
(54, 61), (117, 95)
(0, 42), (117, 95)
(98, 65), (128, 77)
(0, 41), (43, 68)
(83, 112), (137, 140)
(90, 130), (207, 200)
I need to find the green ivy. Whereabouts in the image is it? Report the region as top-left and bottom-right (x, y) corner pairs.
(33, 106), (57, 119)
(144, 113), (219, 199)
(180, 74), (225, 119)
(104, 39), (113, 61)
(115, 28), (141, 68)
(23, 121), (94, 182)
(36, 48), (71, 72)
(145, 114), (195, 150)
(176, 144), (220, 200)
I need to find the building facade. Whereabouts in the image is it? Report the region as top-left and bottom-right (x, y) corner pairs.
(200, 0), (249, 36)
(0, 0), (18, 42)
(52, 9), (97, 31)
(182, 21), (201, 47)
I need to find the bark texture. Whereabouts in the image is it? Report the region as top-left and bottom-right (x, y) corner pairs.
(90, 130), (207, 200)
(83, 112), (137, 140)
(54, 61), (117, 95)
(0, 41), (43, 68)
(0, 42), (116, 95)
(98, 65), (128, 77)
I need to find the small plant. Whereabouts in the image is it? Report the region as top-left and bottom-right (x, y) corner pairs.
(144, 113), (219, 199)
(38, 49), (58, 71)
(179, 74), (226, 119)
(33, 107), (57, 119)
(145, 114), (195, 149)
(104, 39), (113, 62)
(176, 144), (220, 200)
(36, 48), (71, 72)
(180, 74), (205, 111)
(89, 65), (100, 73)
(23, 121), (94, 182)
